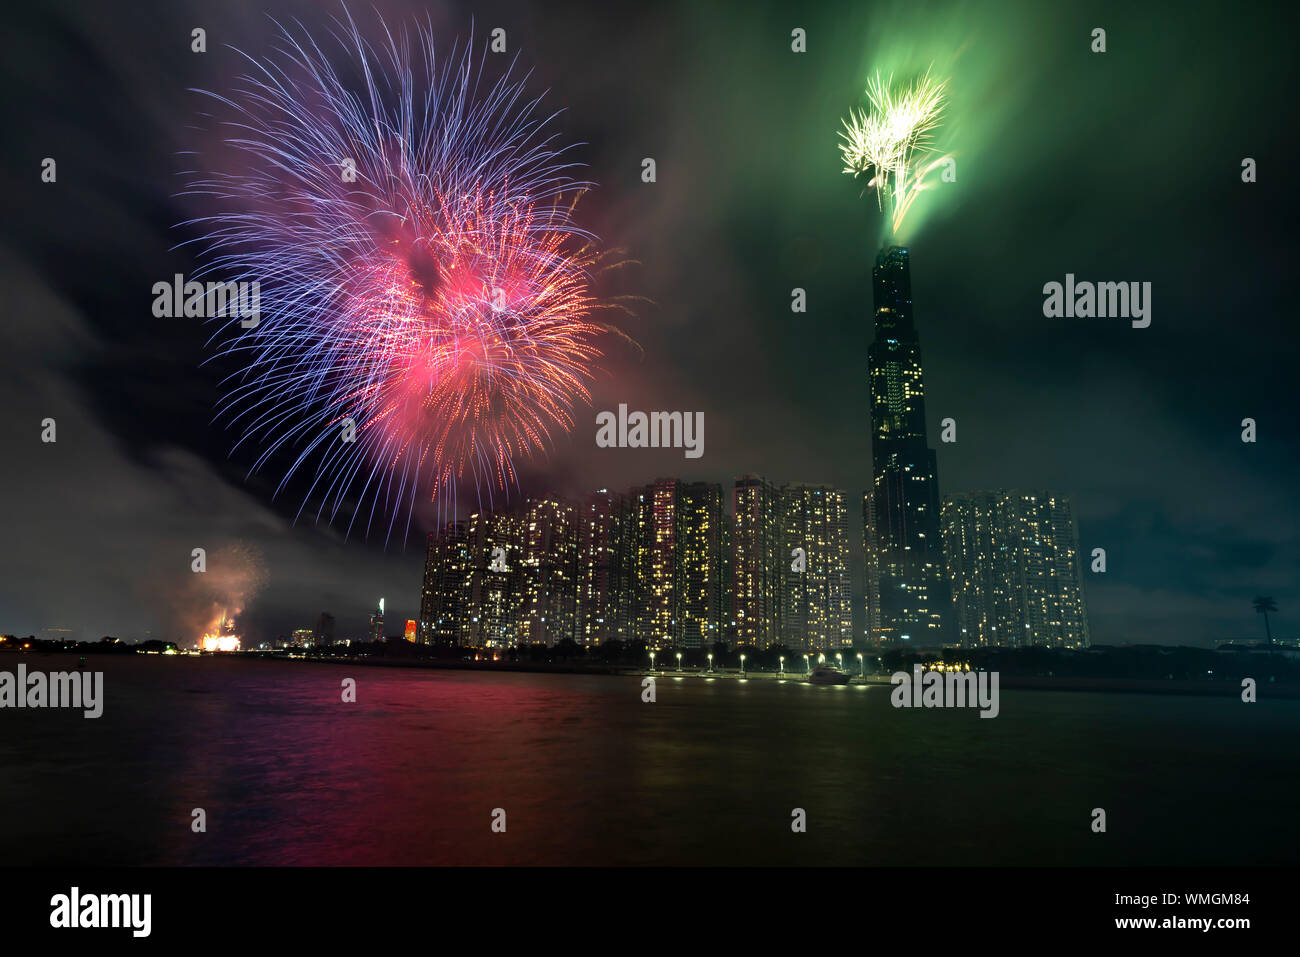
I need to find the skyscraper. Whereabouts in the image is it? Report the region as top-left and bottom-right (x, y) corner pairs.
(368, 598), (385, 642)
(732, 474), (782, 648)
(463, 510), (523, 649)
(941, 490), (1091, 648)
(419, 521), (471, 645)
(781, 484), (853, 651)
(673, 480), (726, 650)
(577, 490), (635, 646)
(638, 478), (726, 650)
(865, 246), (947, 645)
(313, 611), (335, 648)
(519, 496), (580, 645)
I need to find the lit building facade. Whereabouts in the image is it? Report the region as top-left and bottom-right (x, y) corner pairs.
(781, 484), (853, 651)
(865, 246), (948, 646)
(731, 474), (783, 648)
(418, 477), (846, 654)
(419, 521), (471, 645)
(578, 490), (636, 646)
(519, 497), (580, 645)
(463, 511), (523, 649)
(636, 478), (725, 650)
(941, 490), (1091, 648)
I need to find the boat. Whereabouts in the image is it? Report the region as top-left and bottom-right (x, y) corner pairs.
(809, 665), (851, 685)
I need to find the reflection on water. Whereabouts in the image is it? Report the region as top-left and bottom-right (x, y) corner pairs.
(1, 656), (1296, 865)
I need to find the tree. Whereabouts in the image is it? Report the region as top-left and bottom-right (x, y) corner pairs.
(1252, 596), (1277, 647)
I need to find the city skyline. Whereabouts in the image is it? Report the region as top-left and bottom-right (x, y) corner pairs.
(412, 466), (1088, 652)
(2, 0), (1294, 650)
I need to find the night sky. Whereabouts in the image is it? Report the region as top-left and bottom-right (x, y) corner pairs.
(2, 0), (1296, 646)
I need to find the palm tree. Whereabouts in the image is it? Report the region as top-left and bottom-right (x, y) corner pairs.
(1252, 596), (1277, 647)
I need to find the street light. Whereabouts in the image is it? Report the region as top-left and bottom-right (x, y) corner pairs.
(835, 653), (843, 670)
(804, 654), (811, 674)
(649, 650), (656, 672)
(740, 653), (746, 676)
(779, 655), (785, 674)
(857, 652), (864, 677)
(676, 651), (682, 672)
(707, 652), (713, 673)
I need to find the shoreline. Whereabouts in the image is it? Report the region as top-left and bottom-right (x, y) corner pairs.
(8, 649), (1297, 698)
(193, 651), (1300, 699)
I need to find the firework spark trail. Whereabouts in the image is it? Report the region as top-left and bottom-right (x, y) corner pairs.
(177, 10), (608, 543)
(838, 70), (951, 233)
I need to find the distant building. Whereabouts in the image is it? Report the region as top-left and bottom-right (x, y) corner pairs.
(941, 490), (1090, 648)
(404, 619), (417, 642)
(291, 628), (314, 648)
(314, 612), (335, 647)
(368, 598), (385, 642)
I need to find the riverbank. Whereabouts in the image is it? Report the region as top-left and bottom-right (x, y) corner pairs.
(220, 651), (1300, 698)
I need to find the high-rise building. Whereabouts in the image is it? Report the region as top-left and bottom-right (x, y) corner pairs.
(731, 474), (783, 648)
(674, 480), (726, 650)
(645, 478), (677, 648)
(781, 484), (853, 651)
(519, 496), (580, 645)
(368, 598), (385, 642)
(463, 510), (523, 648)
(422, 507), (558, 649)
(419, 521), (471, 645)
(719, 510), (735, 646)
(313, 611), (335, 647)
(578, 490), (636, 646)
(862, 489), (883, 644)
(941, 490), (1090, 648)
(637, 478), (725, 650)
(865, 246), (947, 646)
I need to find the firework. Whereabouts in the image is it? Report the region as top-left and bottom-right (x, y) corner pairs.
(179, 11), (606, 541)
(838, 70), (950, 233)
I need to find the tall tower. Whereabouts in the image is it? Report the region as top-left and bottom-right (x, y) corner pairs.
(865, 246), (947, 645)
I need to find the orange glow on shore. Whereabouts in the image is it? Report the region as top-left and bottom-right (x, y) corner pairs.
(199, 634), (241, 652)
